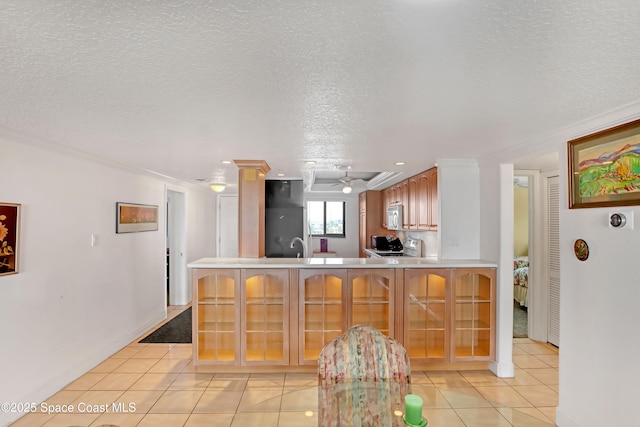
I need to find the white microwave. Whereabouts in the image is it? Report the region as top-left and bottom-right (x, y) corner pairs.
(387, 205), (403, 230)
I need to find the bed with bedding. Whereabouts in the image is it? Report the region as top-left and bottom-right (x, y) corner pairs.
(513, 256), (529, 307)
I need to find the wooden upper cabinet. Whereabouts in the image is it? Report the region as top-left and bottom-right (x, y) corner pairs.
(414, 167), (438, 231)
(389, 184), (401, 206)
(399, 180), (409, 228)
(359, 190), (366, 213)
(358, 191), (385, 257)
(416, 172), (430, 230)
(408, 177), (418, 229)
(382, 187), (392, 228)
(380, 167), (437, 231)
(426, 167), (438, 230)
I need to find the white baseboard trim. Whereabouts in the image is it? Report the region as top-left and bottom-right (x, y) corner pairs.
(489, 360), (515, 378)
(0, 310), (166, 427)
(555, 407), (581, 427)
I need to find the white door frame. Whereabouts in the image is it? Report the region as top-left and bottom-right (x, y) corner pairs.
(512, 168), (560, 343)
(166, 187), (189, 306)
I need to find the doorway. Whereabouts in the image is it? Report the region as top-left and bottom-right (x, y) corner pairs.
(510, 166), (560, 345)
(513, 175), (530, 337)
(166, 189), (188, 306)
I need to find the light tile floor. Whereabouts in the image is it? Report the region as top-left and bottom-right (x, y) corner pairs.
(10, 305), (559, 427)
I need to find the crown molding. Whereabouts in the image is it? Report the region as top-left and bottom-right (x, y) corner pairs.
(0, 125), (200, 189)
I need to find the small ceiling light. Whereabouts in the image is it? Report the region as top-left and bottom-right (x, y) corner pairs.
(210, 183), (226, 192)
(305, 160), (316, 165)
(342, 184), (353, 194)
(277, 173), (285, 177)
(221, 160), (232, 164)
(395, 162), (405, 166)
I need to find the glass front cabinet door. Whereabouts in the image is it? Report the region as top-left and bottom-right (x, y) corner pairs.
(403, 269), (449, 362)
(347, 269), (395, 337)
(242, 269), (289, 365)
(451, 268), (495, 361)
(298, 269), (347, 365)
(194, 269), (241, 364)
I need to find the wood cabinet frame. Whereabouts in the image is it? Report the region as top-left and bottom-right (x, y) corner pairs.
(192, 266), (494, 369)
(450, 268), (496, 362)
(346, 268), (396, 338)
(379, 167), (438, 231)
(400, 268), (496, 365)
(402, 268), (451, 363)
(297, 269), (348, 365)
(192, 268), (290, 366)
(241, 269), (290, 366)
(297, 268), (397, 364)
(358, 191), (386, 257)
(192, 268), (241, 365)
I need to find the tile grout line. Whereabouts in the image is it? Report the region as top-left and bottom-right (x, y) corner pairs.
(10, 304), (559, 426)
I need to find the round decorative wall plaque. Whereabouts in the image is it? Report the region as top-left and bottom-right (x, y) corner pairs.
(574, 239), (589, 261)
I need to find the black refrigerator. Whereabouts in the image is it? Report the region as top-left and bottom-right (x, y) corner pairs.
(265, 180), (304, 258)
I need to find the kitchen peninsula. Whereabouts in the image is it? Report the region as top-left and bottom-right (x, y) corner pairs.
(188, 257), (496, 371)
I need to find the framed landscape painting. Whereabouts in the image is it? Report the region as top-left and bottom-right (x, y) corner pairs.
(0, 203), (20, 276)
(568, 118), (640, 209)
(116, 202), (159, 233)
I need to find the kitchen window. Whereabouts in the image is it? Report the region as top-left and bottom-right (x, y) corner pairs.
(308, 201), (345, 237)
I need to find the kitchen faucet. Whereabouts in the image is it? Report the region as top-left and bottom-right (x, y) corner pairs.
(289, 236), (307, 258)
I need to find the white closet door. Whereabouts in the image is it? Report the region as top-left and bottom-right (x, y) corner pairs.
(547, 175), (560, 347)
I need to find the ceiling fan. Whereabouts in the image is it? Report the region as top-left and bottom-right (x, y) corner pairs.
(333, 172), (365, 194)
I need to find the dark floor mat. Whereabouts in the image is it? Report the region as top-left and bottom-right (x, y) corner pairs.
(139, 307), (192, 343)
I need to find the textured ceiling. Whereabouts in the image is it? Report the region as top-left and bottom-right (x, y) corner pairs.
(1, 1), (640, 191)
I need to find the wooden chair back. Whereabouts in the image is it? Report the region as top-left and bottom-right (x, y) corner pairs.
(317, 324), (411, 385)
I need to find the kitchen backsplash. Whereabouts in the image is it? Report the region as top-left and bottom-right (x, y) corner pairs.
(397, 230), (439, 258)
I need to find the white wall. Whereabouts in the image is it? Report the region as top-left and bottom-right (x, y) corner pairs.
(555, 112), (640, 427)
(305, 192), (360, 257)
(0, 135), (214, 426)
(438, 159), (481, 259)
(184, 187), (216, 265)
(479, 161), (501, 261)
(478, 100), (640, 426)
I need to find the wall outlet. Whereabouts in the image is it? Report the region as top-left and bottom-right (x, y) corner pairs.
(445, 237), (460, 247)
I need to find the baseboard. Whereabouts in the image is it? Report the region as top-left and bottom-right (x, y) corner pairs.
(489, 360), (515, 378)
(0, 309), (166, 427)
(555, 407), (580, 427)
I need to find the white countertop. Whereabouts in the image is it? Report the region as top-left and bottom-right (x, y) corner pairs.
(363, 248), (404, 257)
(188, 257), (497, 269)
